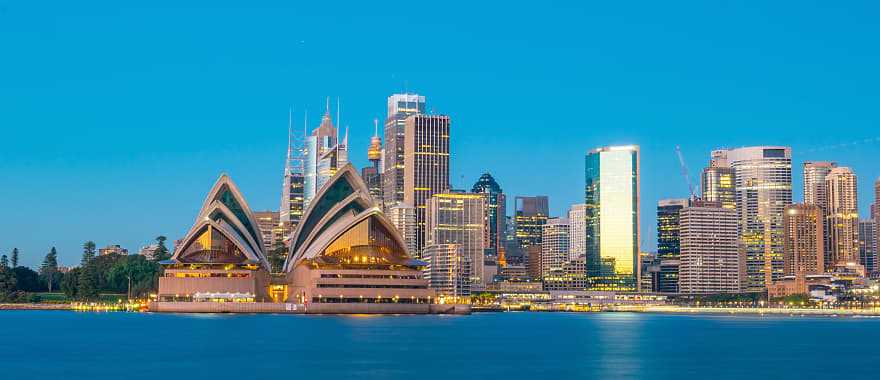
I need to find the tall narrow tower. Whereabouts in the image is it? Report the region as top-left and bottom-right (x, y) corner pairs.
(280, 108), (306, 248)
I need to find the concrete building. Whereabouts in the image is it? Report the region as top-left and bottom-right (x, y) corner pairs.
(138, 244), (160, 261)
(383, 93), (426, 207)
(403, 114), (450, 258)
(656, 199), (688, 293)
(585, 145), (640, 291)
(425, 192), (486, 290)
(472, 172), (506, 260)
(701, 150), (735, 210)
(99, 244), (128, 256)
(726, 146), (792, 290)
(514, 196), (549, 265)
(304, 99), (348, 208)
(527, 245), (543, 280)
(782, 205), (824, 295)
(679, 202), (740, 293)
(386, 202), (417, 257)
(803, 161), (837, 211)
(826, 167), (860, 270)
(253, 210), (282, 253)
(567, 204), (586, 261)
(541, 218), (570, 279)
(422, 244), (469, 299)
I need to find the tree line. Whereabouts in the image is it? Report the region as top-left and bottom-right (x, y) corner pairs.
(0, 237), (170, 302)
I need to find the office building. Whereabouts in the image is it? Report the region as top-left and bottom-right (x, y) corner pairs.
(383, 93), (426, 206)
(679, 202), (740, 293)
(701, 150), (735, 209)
(422, 244), (469, 299)
(803, 161), (837, 210)
(304, 99), (348, 208)
(387, 202), (417, 256)
(280, 109), (305, 247)
(858, 219), (876, 275)
(403, 114), (451, 258)
(783, 204), (824, 278)
(726, 146), (792, 290)
(99, 244), (128, 256)
(567, 204), (586, 261)
(425, 192), (486, 289)
(514, 196), (550, 255)
(585, 145), (640, 291)
(541, 218), (570, 279)
(656, 199), (688, 293)
(253, 211), (282, 253)
(472, 172), (506, 259)
(826, 167), (860, 269)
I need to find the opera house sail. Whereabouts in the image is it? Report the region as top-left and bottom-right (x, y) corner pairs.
(284, 164), (437, 313)
(157, 174), (271, 303)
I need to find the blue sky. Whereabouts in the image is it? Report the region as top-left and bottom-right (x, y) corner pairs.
(2, 1), (879, 268)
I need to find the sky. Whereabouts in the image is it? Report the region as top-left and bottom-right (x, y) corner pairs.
(2, 1), (879, 268)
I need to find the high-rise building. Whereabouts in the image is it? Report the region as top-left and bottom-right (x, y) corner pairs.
(362, 119), (384, 207)
(701, 150), (735, 210)
(567, 204), (586, 261)
(803, 161), (837, 210)
(858, 219), (876, 275)
(280, 109), (305, 247)
(403, 114), (450, 258)
(656, 199), (688, 293)
(526, 245), (543, 280)
(826, 167), (859, 269)
(783, 205), (824, 279)
(726, 146), (792, 290)
(541, 218), (570, 279)
(383, 94), (426, 207)
(423, 244), (469, 299)
(425, 192), (486, 289)
(471, 172), (506, 259)
(304, 99), (348, 208)
(874, 178), (880, 274)
(99, 244), (128, 256)
(514, 196), (549, 253)
(679, 202), (740, 293)
(387, 203), (417, 256)
(253, 210), (282, 252)
(585, 145), (640, 291)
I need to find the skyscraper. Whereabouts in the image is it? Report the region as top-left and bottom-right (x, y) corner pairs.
(383, 93), (426, 207)
(280, 108), (305, 247)
(567, 204), (586, 261)
(679, 202), (740, 293)
(701, 150), (735, 210)
(387, 203), (417, 256)
(726, 146), (792, 290)
(826, 167), (859, 270)
(514, 196), (549, 254)
(403, 114), (450, 258)
(362, 119), (384, 207)
(858, 219), (876, 275)
(783, 205), (824, 278)
(425, 192), (486, 289)
(585, 145), (640, 291)
(541, 218), (570, 279)
(253, 210), (282, 253)
(803, 161), (837, 210)
(656, 199), (688, 293)
(304, 98), (348, 207)
(472, 172), (506, 259)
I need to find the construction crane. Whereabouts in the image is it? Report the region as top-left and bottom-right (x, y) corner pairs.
(674, 145), (696, 200)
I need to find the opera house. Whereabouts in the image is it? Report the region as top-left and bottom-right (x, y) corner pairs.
(154, 164), (458, 314)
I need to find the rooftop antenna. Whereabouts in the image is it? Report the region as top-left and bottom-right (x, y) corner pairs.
(325, 96), (330, 116)
(336, 96), (341, 146)
(373, 118), (379, 137)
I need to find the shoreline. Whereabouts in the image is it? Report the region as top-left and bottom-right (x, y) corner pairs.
(0, 303), (72, 311)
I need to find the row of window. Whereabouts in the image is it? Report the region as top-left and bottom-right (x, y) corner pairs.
(312, 297), (432, 304)
(316, 284), (427, 289)
(320, 273), (419, 280)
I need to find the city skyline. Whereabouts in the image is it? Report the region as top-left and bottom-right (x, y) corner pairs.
(4, 2), (880, 268)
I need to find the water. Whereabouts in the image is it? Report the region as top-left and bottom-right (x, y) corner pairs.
(1, 311), (878, 379)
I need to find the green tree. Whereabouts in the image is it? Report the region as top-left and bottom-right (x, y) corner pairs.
(81, 241), (96, 266)
(108, 255), (160, 298)
(10, 248), (18, 268)
(268, 241), (286, 273)
(153, 236), (170, 261)
(0, 255), (7, 269)
(0, 267), (16, 301)
(77, 264), (100, 300)
(39, 247), (59, 292)
(61, 267), (81, 299)
(12, 267), (40, 292)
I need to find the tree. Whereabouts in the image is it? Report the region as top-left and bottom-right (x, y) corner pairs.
(0, 255), (7, 269)
(61, 267), (81, 299)
(77, 264), (100, 300)
(12, 266), (40, 292)
(153, 236), (170, 261)
(108, 255), (160, 298)
(81, 241), (96, 266)
(268, 241), (286, 273)
(0, 267), (16, 301)
(39, 247), (59, 292)
(10, 248), (18, 268)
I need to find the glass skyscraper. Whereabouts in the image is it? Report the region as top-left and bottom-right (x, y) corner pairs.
(585, 145), (640, 291)
(472, 172), (506, 259)
(656, 199), (688, 293)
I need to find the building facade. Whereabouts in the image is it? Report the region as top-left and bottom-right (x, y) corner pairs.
(514, 196), (550, 259)
(403, 114), (451, 258)
(541, 218), (570, 279)
(387, 202), (417, 256)
(783, 205), (824, 279)
(422, 244), (469, 299)
(726, 146), (792, 290)
(567, 204), (586, 261)
(383, 93), (426, 207)
(656, 199), (688, 293)
(585, 145), (640, 291)
(304, 100), (348, 208)
(253, 210), (283, 253)
(826, 167), (859, 270)
(425, 192), (487, 290)
(471, 172), (506, 260)
(701, 150), (735, 210)
(858, 219), (876, 276)
(678, 203), (740, 293)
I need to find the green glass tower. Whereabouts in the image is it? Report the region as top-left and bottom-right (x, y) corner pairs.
(585, 145), (640, 291)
